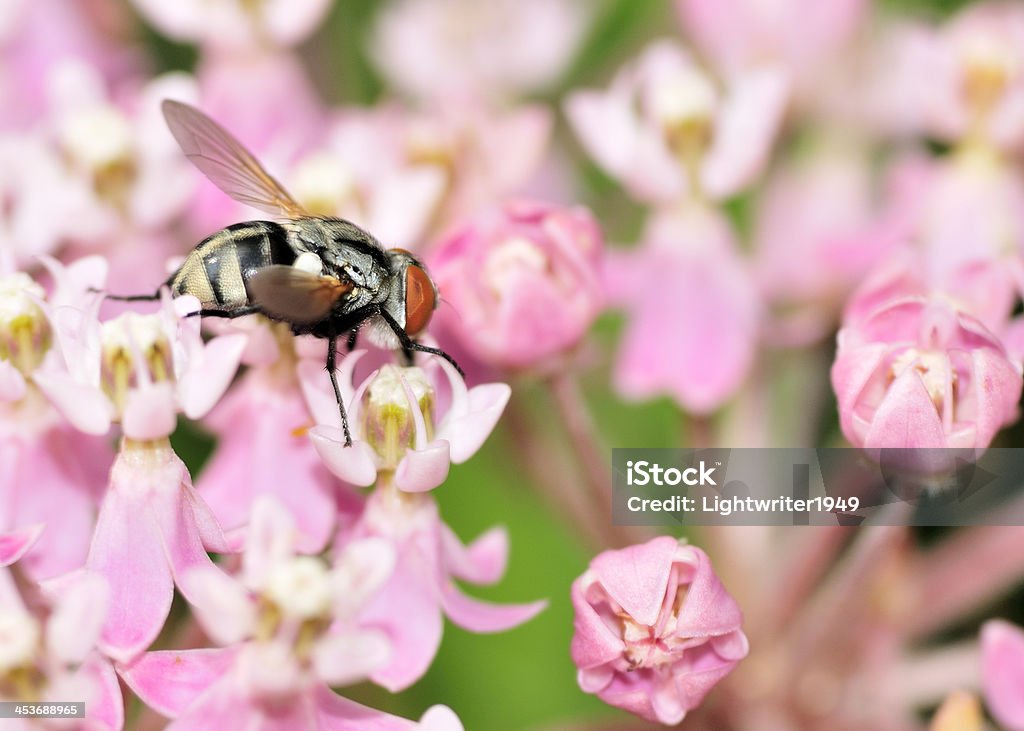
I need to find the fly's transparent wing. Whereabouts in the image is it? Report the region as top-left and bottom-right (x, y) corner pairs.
(246, 266), (352, 325)
(162, 99), (307, 218)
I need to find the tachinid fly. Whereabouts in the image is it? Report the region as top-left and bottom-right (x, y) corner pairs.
(107, 100), (460, 446)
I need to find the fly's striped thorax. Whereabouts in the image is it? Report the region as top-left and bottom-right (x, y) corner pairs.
(170, 221), (296, 309)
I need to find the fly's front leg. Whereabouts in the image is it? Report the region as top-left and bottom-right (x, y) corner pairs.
(185, 306), (261, 320)
(378, 309), (464, 377)
(325, 334), (353, 447)
(346, 329), (358, 352)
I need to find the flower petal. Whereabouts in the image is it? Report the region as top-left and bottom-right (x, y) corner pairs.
(441, 524), (508, 585)
(982, 620), (1024, 731)
(395, 441), (451, 492)
(120, 648), (238, 718)
(440, 585), (547, 633)
(178, 333), (246, 419)
(309, 427), (378, 486)
(312, 629), (391, 686)
(0, 524), (43, 567)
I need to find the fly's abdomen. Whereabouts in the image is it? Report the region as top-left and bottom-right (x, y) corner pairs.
(170, 221), (295, 309)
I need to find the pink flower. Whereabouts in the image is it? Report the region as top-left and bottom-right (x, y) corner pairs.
(675, 0), (866, 90)
(83, 441), (232, 662)
(0, 134), (87, 266)
(271, 109), (447, 250)
(924, 2), (1024, 151)
(753, 141), (898, 334)
(345, 489), (547, 691)
(0, 525), (41, 567)
(197, 363), (343, 554)
(370, 0), (589, 102)
(609, 205), (760, 414)
(37, 291), (244, 440)
(429, 200), (604, 370)
(46, 61), (200, 235)
(122, 497), (464, 730)
(832, 298), (1022, 450)
(1, 260), (112, 580)
(0, 571), (123, 730)
(305, 351), (510, 493)
(398, 100), (554, 227)
(981, 620), (1024, 731)
(566, 41), (787, 204)
(128, 0), (332, 50)
(571, 537), (748, 725)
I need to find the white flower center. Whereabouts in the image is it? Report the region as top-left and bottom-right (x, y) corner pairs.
(0, 610), (40, 674)
(483, 236), (548, 298)
(0, 274), (45, 326)
(891, 349), (954, 411)
(59, 105), (133, 170)
(100, 312), (174, 413)
(0, 273), (50, 375)
(650, 72), (717, 129)
(264, 557), (333, 620)
(292, 153), (357, 216)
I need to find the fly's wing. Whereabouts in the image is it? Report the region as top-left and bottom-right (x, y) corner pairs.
(246, 266), (353, 326)
(162, 99), (307, 218)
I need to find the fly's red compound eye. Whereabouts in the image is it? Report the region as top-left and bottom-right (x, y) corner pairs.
(404, 265), (436, 336)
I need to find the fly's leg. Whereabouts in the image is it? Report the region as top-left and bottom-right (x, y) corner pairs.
(326, 334), (353, 447)
(185, 306), (262, 319)
(98, 291), (162, 302)
(378, 309), (464, 377)
(346, 329), (358, 352)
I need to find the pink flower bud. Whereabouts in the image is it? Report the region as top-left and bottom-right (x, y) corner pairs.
(981, 620), (1024, 730)
(429, 200), (604, 370)
(832, 298), (1022, 450)
(570, 537), (748, 725)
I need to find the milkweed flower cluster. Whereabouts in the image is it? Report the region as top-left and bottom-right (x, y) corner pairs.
(5, 1), (1024, 730)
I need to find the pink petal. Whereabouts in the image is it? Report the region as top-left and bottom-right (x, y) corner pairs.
(120, 648), (237, 718)
(122, 382), (178, 441)
(570, 575), (626, 670)
(863, 368), (947, 449)
(88, 488), (173, 663)
(981, 620), (1024, 731)
(395, 441), (451, 492)
(312, 684), (417, 730)
(702, 67), (789, 199)
(242, 496), (299, 589)
(0, 524), (43, 567)
(180, 567), (254, 645)
(418, 705), (465, 731)
(564, 87), (636, 183)
(199, 378), (336, 553)
(309, 427), (378, 487)
(441, 525), (508, 585)
(0, 361), (26, 402)
(32, 371), (112, 434)
(674, 546), (744, 638)
(85, 656), (125, 731)
(312, 629), (391, 686)
(46, 572), (108, 665)
(970, 347), (1023, 449)
(591, 536), (678, 626)
(440, 585), (547, 633)
(178, 333), (246, 419)
(364, 559), (444, 692)
(441, 383), (510, 463)
(331, 537), (396, 618)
